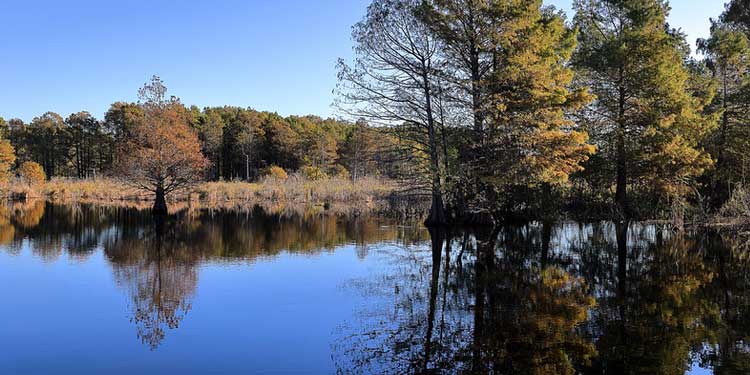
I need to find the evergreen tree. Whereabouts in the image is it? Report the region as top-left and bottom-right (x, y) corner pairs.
(27, 112), (66, 179)
(699, 20), (750, 205)
(423, 0), (594, 221)
(722, 0), (750, 33)
(574, 0), (715, 218)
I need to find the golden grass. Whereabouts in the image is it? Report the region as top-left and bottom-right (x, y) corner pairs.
(42, 178), (147, 201)
(3, 175), (396, 208)
(198, 175), (394, 204)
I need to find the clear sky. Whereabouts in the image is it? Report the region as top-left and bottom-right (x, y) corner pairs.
(0, 0), (727, 123)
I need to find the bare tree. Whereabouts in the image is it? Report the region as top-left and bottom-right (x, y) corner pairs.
(336, 0), (449, 224)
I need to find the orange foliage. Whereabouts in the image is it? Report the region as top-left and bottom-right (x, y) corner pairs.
(18, 161), (46, 185)
(120, 101), (208, 196)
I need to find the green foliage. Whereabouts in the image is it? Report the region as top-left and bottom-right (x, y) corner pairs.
(698, 18), (750, 207)
(104, 102), (144, 140)
(26, 112), (65, 178)
(65, 111), (110, 178)
(573, 0), (716, 216)
(723, 0), (750, 33)
(719, 185), (750, 218)
(0, 117), (8, 140)
(3, 104), (392, 186)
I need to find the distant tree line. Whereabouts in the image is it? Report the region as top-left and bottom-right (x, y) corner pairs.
(336, 0), (750, 225)
(0, 98), (408, 184)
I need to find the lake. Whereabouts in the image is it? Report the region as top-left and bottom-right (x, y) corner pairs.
(0, 201), (747, 374)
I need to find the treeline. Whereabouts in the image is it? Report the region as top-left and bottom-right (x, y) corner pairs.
(336, 0), (750, 224)
(0, 106), (406, 182)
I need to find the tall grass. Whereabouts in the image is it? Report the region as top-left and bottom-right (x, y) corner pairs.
(198, 175), (394, 204)
(5, 175), (396, 207)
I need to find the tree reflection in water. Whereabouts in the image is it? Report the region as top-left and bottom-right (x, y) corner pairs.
(0, 202), (417, 350)
(333, 225), (595, 374)
(4, 202), (750, 373)
(333, 222), (750, 375)
(105, 218), (198, 350)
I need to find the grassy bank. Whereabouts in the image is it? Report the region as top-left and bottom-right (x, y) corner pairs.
(4, 175), (399, 210)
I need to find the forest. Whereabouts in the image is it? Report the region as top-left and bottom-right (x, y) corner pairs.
(0, 0), (749, 226)
(0, 93), (401, 184)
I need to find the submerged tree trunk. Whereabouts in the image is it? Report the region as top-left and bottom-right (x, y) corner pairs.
(616, 222), (628, 301)
(616, 132), (627, 216)
(423, 227), (445, 372)
(153, 184), (168, 216)
(427, 190), (447, 225)
(471, 228), (498, 373)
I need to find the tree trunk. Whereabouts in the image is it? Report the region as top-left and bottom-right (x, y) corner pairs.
(712, 70), (730, 207)
(616, 131), (627, 215)
(427, 190), (446, 225)
(153, 184), (168, 216)
(422, 63), (447, 225)
(615, 80), (628, 218)
(245, 154), (250, 181)
(470, 47), (483, 141)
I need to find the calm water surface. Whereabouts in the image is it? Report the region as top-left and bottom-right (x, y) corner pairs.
(0, 202), (748, 374)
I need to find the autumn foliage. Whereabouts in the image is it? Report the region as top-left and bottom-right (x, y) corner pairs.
(19, 161), (46, 186)
(120, 103), (208, 194)
(0, 140), (16, 183)
(119, 76), (208, 214)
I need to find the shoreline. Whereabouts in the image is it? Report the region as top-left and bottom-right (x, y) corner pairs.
(0, 176), (426, 217)
(10, 178), (750, 229)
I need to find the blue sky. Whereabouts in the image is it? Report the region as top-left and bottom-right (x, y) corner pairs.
(0, 0), (726, 122)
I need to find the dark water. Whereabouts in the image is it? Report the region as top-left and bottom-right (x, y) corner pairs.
(0, 202), (747, 374)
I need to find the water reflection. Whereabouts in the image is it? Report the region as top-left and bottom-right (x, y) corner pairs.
(333, 226), (595, 374)
(106, 219), (198, 350)
(333, 222), (750, 375)
(0, 202), (420, 352)
(3, 203), (750, 374)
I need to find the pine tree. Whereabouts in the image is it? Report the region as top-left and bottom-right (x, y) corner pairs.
(574, 0), (715, 218)
(722, 0), (750, 33)
(699, 20), (750, 205)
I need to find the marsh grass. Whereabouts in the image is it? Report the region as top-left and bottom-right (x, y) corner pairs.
(5, 175), (397, 209)
(197, 175), (394, 204)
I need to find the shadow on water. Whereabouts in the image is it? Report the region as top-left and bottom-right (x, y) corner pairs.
(3, 202), (750, 374)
